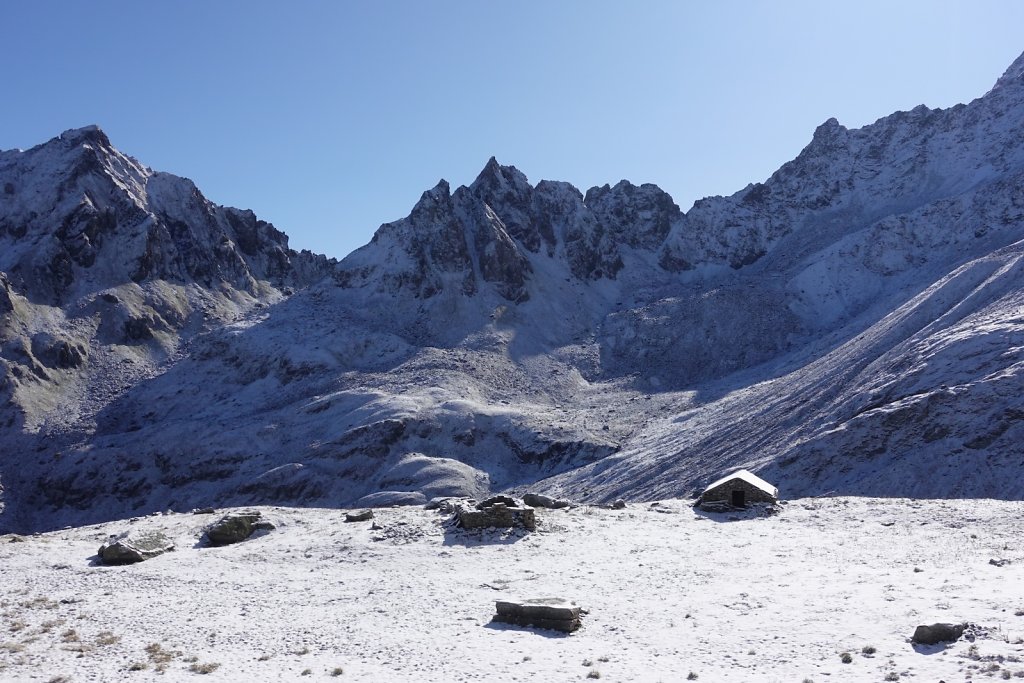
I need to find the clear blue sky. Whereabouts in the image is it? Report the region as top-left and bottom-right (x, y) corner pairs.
(2, 1), (1022, 259)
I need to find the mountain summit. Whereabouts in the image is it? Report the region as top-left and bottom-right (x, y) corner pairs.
(3, 52), (1024, 531)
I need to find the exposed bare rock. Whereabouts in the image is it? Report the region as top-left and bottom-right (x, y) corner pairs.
(98, 530), (174, 564)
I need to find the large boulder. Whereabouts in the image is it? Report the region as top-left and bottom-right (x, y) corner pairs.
(912, 622), (965, 645)
(98, 530), (174, 564)
(205, 511), (271, 546)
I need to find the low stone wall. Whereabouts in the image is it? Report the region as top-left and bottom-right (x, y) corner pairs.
(455, 497), (536, 531)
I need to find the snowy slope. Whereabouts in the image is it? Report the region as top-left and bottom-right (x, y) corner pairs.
(3, 54), (1024, 532)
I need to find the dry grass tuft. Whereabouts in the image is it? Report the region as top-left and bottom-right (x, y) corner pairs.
(144, 642), (181, 664)
(96, 631), (121, 646)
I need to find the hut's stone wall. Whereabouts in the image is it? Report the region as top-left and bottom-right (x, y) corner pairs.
(700, 478), (776, 506)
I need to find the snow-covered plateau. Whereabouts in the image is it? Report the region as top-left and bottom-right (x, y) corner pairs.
(1, 498), (1022, 682)
(3, 53), (1024, 536)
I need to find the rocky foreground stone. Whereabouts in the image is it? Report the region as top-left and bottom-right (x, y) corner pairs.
(97, 530), (174, 564)
(493, 598), (582, 633)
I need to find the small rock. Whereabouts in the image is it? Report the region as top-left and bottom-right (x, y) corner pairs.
(610, 499), (627, 510)
(98, 531), (175, 564)
(989, 558), (1011, 567)
(345, 510), (374, 523)
(5, 534), (27, 543)
(192, 507), (216, 515)
(912, 622), (965, 645)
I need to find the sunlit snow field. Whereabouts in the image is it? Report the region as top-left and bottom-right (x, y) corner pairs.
(2, 497), (1022, 682)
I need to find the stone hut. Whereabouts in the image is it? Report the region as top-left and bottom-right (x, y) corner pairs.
(698, 469), (777, 509)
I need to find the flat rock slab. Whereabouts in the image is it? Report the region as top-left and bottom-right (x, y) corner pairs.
(345, 510), (374, 523)
(913, 622), (965, 645)
(98, 531), (174, 564)
(494, 598), (581, 633)
(523, 493), (570, 509)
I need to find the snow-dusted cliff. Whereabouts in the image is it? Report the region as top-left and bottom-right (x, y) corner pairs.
(3, 52), (1024, 531)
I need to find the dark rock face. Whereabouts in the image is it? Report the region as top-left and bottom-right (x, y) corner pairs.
(912, 623), (965, 645)
(30, 335), (87, 369)
(97, 530), (174, 564)
(0, 127), (334, 307)
(0, 272), (13, 315)
(338, 159), (684, 302)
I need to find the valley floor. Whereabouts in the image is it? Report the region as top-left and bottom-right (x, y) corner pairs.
(1, 497), (1022, 682)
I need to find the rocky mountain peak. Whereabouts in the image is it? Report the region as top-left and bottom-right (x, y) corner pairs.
(992, 50), (1024, 92)
(469, 157), (533, 202)
(56, 124), (112, 148)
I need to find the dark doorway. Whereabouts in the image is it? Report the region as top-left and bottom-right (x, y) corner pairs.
(731, 490), (746, 507)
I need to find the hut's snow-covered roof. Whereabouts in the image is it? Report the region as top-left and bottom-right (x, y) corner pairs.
(703, 469), (778, 497)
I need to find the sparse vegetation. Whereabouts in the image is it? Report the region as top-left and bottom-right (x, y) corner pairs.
(0, 641), (26, 653)
(293, 645), (311, 655)
(301, 668), (312, 676)
(331, 667), (344, 677)
(61, 629), (79, 642)
(884, 673), (900, 681)
(687, 673), (698, 680)
(189, 662), (221, 674)
(840, 652), (853, 664)
(8, 620), (26, 633)
(144, 642), (180, 665)
(96, 630), (121, 646)
(127, 661), (149, 671)
(21, 596), (58, 611)
(587, 670), (602, 679)
(862, 644), (877, 656)
(40, 618), (65, 633)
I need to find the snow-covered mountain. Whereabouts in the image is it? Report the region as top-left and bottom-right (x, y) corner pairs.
(3, 52), (1024, 532)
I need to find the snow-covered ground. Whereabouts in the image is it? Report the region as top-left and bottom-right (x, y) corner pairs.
(2, 497), (1022, 682)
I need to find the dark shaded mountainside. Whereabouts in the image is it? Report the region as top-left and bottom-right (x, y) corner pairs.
(2, 53), (1024, 531)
